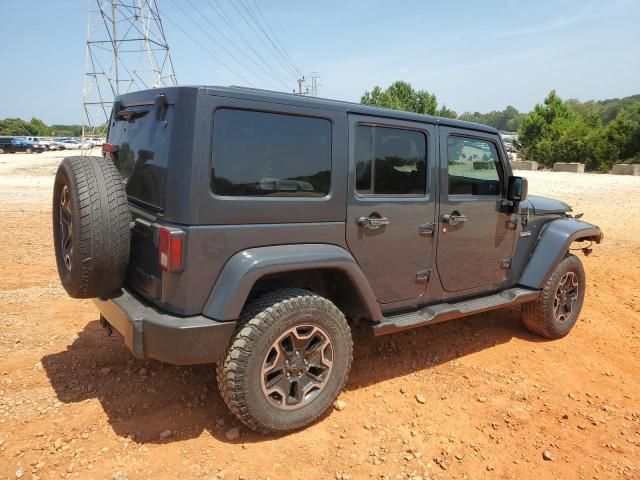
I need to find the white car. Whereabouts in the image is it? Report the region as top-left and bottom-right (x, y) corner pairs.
(24, 136), (55, 150)
(58, 140), (82, 150)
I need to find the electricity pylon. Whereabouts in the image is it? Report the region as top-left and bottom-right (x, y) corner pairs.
(82, 0), (177, 138)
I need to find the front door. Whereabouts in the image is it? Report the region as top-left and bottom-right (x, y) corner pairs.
(346, 115), (437, 304)
(436, 127), (515, 292)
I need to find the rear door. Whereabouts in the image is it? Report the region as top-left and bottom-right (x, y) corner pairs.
(436, 127), (515, 292)
(346, 115), (437, 304)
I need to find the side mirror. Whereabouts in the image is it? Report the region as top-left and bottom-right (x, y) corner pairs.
(507, 176), (528, 203)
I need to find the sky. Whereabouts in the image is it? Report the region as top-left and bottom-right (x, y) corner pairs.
(0, 0), (639, 125)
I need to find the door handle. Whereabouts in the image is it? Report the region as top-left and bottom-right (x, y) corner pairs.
(442, 213), (467, 226)
(358, 216), (390, 230)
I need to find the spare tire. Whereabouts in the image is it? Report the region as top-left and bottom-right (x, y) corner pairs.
(53, 156), (130, 299)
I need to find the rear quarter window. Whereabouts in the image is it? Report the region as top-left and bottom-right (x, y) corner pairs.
(211, 109), (332, 197)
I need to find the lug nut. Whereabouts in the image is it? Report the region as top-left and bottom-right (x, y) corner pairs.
(284, 360), (289, 365)
(297, 372), (302, 377)
(286, 372), (291, 378)
(295, 351), (300, 356)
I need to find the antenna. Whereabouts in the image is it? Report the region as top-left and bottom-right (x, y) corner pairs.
(82, 0), (177, 139)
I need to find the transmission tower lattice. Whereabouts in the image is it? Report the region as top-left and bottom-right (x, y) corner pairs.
(82, 0), (177, 138)
(308, 72), (322, 97)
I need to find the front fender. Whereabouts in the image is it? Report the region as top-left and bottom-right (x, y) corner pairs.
(519, 218), (603, 289)
(203, 244), (383, 322)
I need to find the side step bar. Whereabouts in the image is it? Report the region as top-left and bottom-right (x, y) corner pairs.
(372, 287), (540, 336)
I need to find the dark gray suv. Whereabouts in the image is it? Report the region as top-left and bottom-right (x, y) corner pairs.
(52, 86), (603, 433)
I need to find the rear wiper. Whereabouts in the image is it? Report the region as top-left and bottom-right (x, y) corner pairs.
(115, 109), (149, 121)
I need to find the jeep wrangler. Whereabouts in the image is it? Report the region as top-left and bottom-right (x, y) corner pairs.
(52, 86), (603, 433)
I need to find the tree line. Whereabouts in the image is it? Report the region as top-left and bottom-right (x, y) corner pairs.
(361, 81), (640, 171)
(0, 117), (83, 137)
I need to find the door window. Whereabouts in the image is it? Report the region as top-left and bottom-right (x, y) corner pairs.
(447, 136), (502, 196)
(355, 125), (426, 195)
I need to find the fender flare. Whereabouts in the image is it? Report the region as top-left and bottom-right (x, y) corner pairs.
(519, 218), (603, 289)
(202, 244), (383, 322)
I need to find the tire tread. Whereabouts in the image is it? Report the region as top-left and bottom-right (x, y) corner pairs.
(217, 288), (353, 433)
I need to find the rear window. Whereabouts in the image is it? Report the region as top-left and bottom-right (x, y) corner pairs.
(109, 104), (173, 209)
(211, 109), (332, 197)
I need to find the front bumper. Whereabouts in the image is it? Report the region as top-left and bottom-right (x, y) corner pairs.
(94, 289), (236, 365)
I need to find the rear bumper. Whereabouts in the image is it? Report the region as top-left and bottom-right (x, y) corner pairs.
(93, 289), (236, 365)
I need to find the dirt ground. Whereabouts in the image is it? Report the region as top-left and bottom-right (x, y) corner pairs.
(1, 150), (639, 480)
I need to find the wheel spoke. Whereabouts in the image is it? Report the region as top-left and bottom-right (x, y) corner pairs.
(60, 206), (71, 226)
(58, 185), (73, 272)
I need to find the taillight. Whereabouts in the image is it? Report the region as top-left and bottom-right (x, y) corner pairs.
(102, 143), (119, 154)
(158, 226), (184, 272)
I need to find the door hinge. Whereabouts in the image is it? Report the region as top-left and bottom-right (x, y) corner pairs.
(500, 258), (512, 270)
(416, 269), (432, 281)
(419, 223), (434, 236)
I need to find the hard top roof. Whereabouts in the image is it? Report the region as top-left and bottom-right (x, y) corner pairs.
(117, 85), (499, 134)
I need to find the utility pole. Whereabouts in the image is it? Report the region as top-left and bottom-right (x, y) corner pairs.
(297, 76), (306, 95)
(82, 0), (177, 140)
(295, 74), (322, 96)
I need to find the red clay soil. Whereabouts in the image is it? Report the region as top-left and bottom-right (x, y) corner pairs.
(0, 155), (638, 479)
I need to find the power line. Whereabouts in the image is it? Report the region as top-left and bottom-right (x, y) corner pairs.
(246, 0), (302, 77)
(237, 0), (300, 80)
(228, 0), (299, 82)
(167, 0), (281, 88)
(160, 6), (256, 87)
(206, 0), (294, 89)
(182, 0), (291, 90)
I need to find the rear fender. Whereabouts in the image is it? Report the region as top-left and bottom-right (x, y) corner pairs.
(519, 218), (603, 289)
(203, 244), (383, 322)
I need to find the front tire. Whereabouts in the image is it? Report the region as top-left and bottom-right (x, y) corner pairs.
(522, 254), (585, 339)
(217, 288), (353, 433)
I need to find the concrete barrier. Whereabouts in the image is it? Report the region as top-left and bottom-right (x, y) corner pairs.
(511, 160), (538, 171)
(611, 164), (640, 176)
(473, 161), (493, 170)
(553, 162), (585, 173)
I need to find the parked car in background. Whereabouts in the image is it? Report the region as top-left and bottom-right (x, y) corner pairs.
(0, 137), (45, 153)
(23, 136), (51, 151)
(31, 137), (63, 150)
(503, 141), (516, 153)
(57, 139), (82, 150)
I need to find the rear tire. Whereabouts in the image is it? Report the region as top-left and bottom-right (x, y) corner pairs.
(522, 254), (585, 339)
(52, 156), (130, 298)
(217, 288), (353, 433)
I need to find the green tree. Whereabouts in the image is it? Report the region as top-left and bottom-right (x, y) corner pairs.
(0, 118), (33, 136)
(29, 118), (51, 136)
(436, 105), (458, 119)
(606, 102), (640, 162)
(361, 81), (438, 115)
(458, 105), (525, 131)
(518, 90), (623, 171)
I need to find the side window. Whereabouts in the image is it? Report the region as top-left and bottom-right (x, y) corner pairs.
(447, 136), (502, 196)
(211, 109), (331, 197)
(355, 125), (426, 195)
